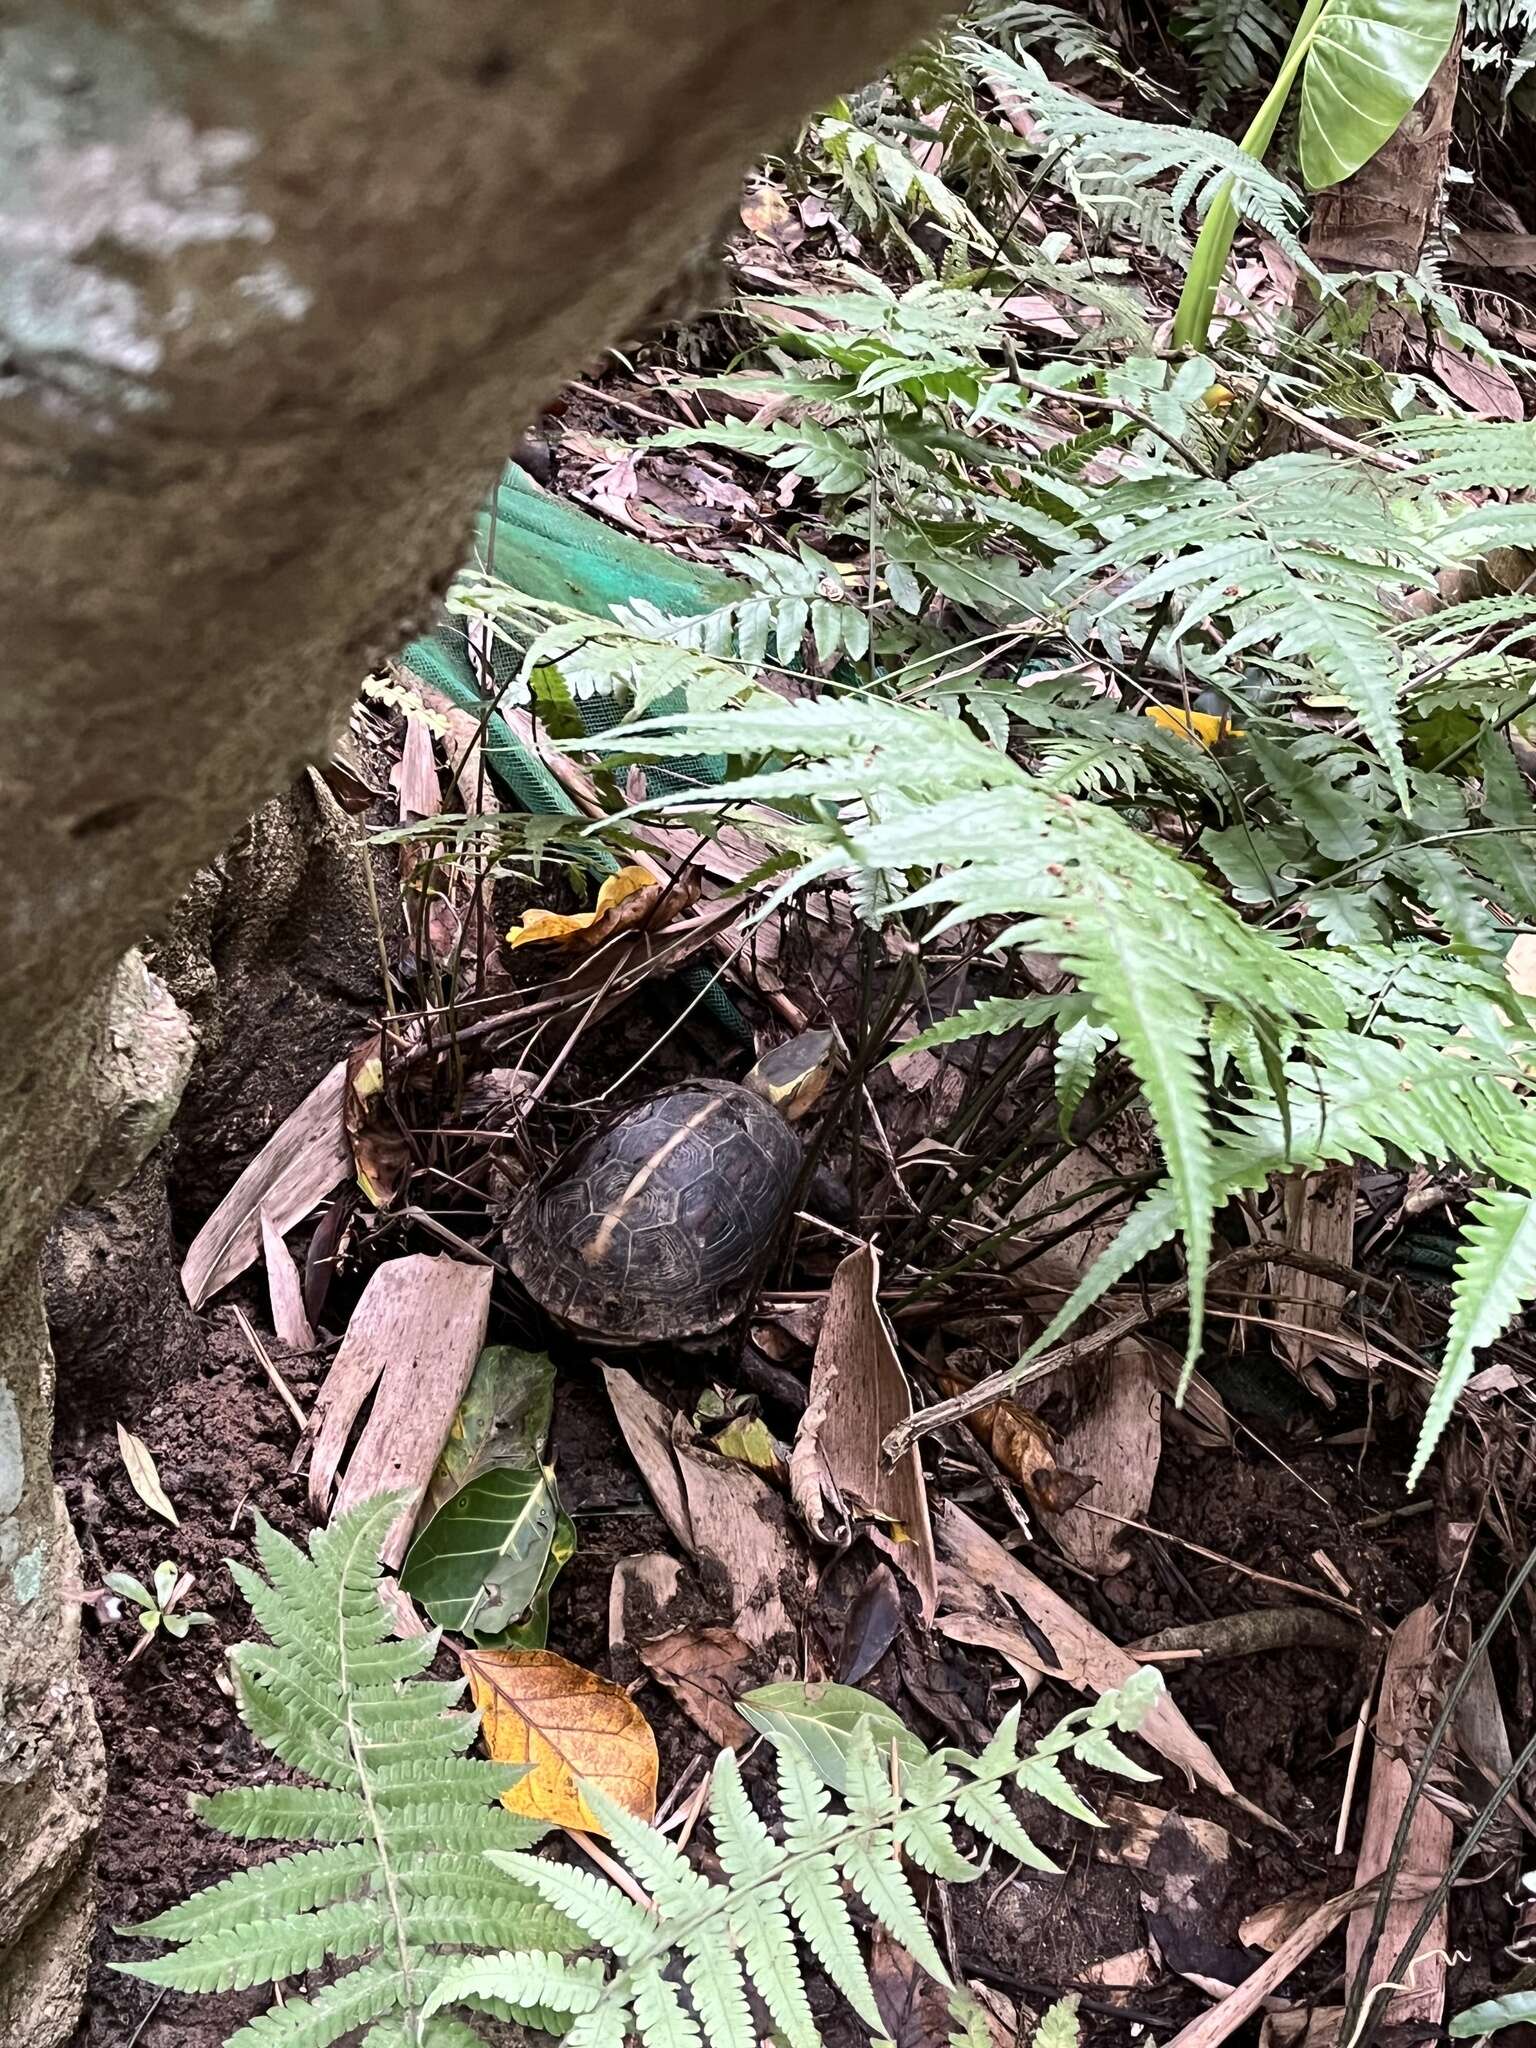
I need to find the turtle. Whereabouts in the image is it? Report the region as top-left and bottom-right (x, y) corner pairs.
(506, 1030), (833, 1344)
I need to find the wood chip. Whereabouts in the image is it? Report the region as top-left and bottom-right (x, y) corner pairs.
(1346, 1603), (1451, 2030)
(395, 713), (442, 823)
(1271, 1164), (1358, 1383)
(308, 1254), (492, 1567)
(796, 1244), (936, 1619)
(181, 1058), (350, 1309)
(261, 1211), (316, 1352)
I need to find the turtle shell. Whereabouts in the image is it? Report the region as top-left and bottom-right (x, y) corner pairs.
(506, 1078), (802, 1343)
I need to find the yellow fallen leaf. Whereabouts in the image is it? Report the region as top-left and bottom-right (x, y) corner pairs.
(506, 864), (660, 952)
(1143, 704), (1236, 749)
(462, 1645), (658, 1834)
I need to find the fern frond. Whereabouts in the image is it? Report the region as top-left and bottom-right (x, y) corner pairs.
(592, 695), (1340, 1373)
(1411, 1163), (1536, 1486)
(121, 1497), (573, 2040)
(1174, 0), (1299, 118)
(966, 41), (1317, 275)
(434, 1674), (1162, 2048)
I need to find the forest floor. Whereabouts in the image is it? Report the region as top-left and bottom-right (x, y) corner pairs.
(49, 23), (1536, 2048)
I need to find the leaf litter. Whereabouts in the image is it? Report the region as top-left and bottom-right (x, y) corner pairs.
(76, 22), (1536, 2045)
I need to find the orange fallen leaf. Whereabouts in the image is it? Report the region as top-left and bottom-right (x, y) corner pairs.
(506, 864), (665, 952)
(462, 1645), (658, 1834)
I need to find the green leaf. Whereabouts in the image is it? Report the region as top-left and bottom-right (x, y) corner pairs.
(1031, 1994), (1083, 2048)
(421, 1346), (556, 1520)
(890, 994), (1064, 1060)
(400, 1465), (562, 1638)
(737, 1683), (929, 1794)
(1297, 0), (1462, 191)
(104, 1570), (154, 1610)
(1453, 1987), (1536, 2036)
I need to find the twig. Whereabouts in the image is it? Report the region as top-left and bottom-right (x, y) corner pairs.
(887, 1243), (1385, 1459)
(126, 1988), (169, 2048)
(566, 1828), (657, 1913)
(1062, 1502), (1369, 1621)
(1129, 1607), (1365, 1660)
(231, 1306), (308, 1434)
(1335, 1664), (1378, 1858)
(1007, 362), (1219, 479)
(1218, 375), (1418, 473)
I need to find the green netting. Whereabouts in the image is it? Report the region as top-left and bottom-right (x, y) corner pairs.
(404, 462), (752, 1040)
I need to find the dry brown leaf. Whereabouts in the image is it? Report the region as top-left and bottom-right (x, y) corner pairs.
(609, 1553), (756, 1747)
(115, 1422), (179, 1527)
(739, 180), (805, 253)
(1347, 1603), (1451, 2030)
(464, 1645), (658, 1834)
(1104, 1795), (1230, 1871)
(936, 1502), (1275, 1827)
(1432, 339), (1524, 419)
(1259, 2011), (1344, 2048)
(261, 1210), (316, 1352)
(1239, 1883), (1331, 1953)
(1049, 1339), (1162, 1576)
(603, 1367), (798, 1663)
(308, 1253), (492, 1567)
(344, 1034), (412, 1209)
(796, 1244), (936, 1619)
(181, 1057), (350, 1308)
(636, 1627), (753, 1748)
(1080, 1949), (1158, 1989)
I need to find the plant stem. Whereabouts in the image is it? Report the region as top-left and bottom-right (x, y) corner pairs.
(1171, 0), (1331, 351)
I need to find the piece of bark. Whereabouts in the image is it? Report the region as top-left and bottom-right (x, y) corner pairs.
(1270, 1165), (1358, 1384)
(1346, 1603), (1452, 2031)
(936, 1502), (1275, 1827)
(395, 714), (442, 823)
(181, 1059), (350, 1308)
(308, 1253), (492, 1566)
(261, 1211), (317, 1352)
(0, 2), (963, 2034)
(1048, 1338), (1161, 1576)
(1304, 32), (1464, 368)
(796, 1244), (936, 1619)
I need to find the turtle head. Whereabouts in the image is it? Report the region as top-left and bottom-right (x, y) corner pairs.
(744, 1028), (834, 1121)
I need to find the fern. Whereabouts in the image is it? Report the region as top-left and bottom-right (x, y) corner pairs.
(965, 42), (1320, 276)
(585, 693), (1344, 1378)
(119, 1496), (578, 2047)
(427, 1671), (1166, 2048)
(1173, 0), (1301, 119)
